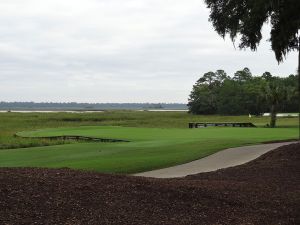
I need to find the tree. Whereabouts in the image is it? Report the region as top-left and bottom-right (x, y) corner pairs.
(262, 72), (272, 80)
(188, 70), (228, 114)
(198, 71), (217, 86)
(233, 67), (252, 82)
(204, 0), (300, 127)
(188, 84), (217, 114)
(243, 76), (267, 115)
(215, 70), (229, 83)
(281, 74), (299, 113)
(262, 77), (288, 127)
(204, 0), (299, 65)
(188, 69), (297, 116)
(216, 79), (246, 115)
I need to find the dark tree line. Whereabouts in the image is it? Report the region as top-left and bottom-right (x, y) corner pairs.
(188, 68), (298, 126)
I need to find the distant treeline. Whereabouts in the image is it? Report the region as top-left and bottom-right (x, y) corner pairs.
(0, 102), (187, 110)
(188, 68), (299, 115)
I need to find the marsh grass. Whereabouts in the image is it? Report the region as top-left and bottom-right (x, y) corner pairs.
(0, 111), (298, 150)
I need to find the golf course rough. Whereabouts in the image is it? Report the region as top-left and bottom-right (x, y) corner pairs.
(0, 126), (298, 174)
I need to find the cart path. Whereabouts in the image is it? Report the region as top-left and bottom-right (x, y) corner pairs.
(135, 141), (298, 178)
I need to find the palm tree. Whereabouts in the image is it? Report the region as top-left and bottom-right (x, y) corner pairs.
(263, 78), (288, 128)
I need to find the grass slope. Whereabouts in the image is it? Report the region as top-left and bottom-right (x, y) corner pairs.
(0, 111), (298, 149)
(0, 125), (298, 173)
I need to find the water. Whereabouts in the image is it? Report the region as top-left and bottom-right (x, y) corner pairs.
(0, 110), (104, 113)
(0, 109), (188, 113)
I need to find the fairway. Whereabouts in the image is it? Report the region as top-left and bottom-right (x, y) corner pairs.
(0, 125), (298, 174)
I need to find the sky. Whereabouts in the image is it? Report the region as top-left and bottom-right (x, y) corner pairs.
(0, 0), (298, 103)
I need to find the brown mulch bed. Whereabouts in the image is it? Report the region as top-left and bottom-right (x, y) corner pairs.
(0, 143), (299, 225)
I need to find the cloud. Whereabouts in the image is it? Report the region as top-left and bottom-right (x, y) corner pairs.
(0, 0), (297, 103)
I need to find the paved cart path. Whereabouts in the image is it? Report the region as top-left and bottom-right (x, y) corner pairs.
(135, 141), (297, 178)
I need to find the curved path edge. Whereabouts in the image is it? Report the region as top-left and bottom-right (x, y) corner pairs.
(134, 141), (298, 178)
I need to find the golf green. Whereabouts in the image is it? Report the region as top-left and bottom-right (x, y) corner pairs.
(0, 126), (298, 173)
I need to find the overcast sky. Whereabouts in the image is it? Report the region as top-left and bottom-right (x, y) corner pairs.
(0, 0), (298, 103)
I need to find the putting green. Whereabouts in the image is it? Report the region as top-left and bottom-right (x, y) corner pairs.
(0, 126), (298, 173)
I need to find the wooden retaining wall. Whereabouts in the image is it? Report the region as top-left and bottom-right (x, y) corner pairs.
(189, 122), (256, 128)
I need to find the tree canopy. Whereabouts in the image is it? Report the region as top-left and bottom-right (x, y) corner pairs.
(188, 69), (299, 119)
(204, 0), (300, 63)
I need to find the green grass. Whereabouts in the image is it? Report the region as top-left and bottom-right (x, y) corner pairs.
(0, 111), (298, 149)
(0, 116), (299, 173)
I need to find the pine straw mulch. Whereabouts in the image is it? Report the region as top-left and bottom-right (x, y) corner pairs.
(0, 143), (299, 225)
